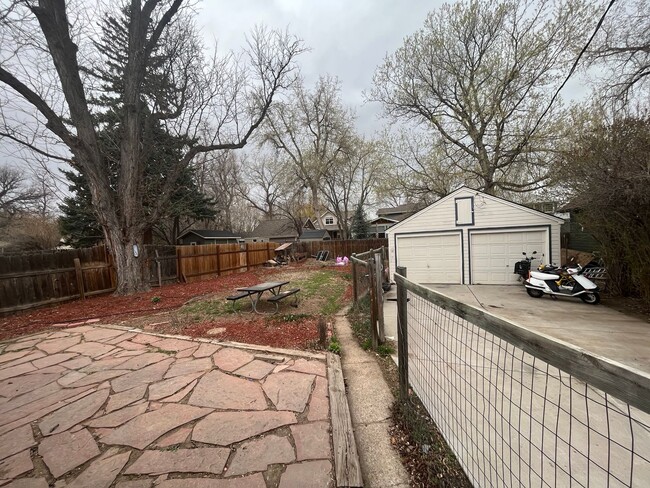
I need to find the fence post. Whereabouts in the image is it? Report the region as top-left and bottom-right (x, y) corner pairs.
(155, 250), (162, 288)
(396, 266), (408, 400)
(245, 244), (250, 271)
(368, 257), (379, 349)
(74, 258), (85, 300)
(374, 251), (385, 343)
(215, 245), (221, 277)
(351, 254), (358, 303)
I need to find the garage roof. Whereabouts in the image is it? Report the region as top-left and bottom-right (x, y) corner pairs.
(388, 187), (564, 233)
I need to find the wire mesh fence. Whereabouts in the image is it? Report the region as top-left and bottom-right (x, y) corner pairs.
(395, 274), (650, 488)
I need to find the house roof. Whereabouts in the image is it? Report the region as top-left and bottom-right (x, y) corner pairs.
(376, 203), (420, 222)
(368, 217), (398, 225)
(177, 229), (240, 240)
(387, 186), (564, 234)
(300, 229), (330, 240)
(251, 219), (297, 238)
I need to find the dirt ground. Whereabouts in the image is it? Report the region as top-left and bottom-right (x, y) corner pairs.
(0, 260), (353, 350)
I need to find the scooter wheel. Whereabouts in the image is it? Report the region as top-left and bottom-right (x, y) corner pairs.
(526, 288), (544, 298)
(580, 292), (600, 305)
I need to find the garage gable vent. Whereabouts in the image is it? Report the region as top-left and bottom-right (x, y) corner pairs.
(455, 197), (474, 226)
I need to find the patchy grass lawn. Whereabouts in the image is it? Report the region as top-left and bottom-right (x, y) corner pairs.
(0, 261), (352, 350)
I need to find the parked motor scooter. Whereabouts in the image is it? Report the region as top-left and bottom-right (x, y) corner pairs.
(513, 251), (537, 281)
(524, 263), (600, 304)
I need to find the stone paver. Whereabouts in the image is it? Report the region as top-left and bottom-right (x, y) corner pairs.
(160, 379), (197, 402)
(86, 402), (148, 427)
(212, 348), (253, 372)
(101, 403), (212, 449)
(0, 326), (335, 487)
(125, 448), (229, 475)
(149, 371), (204, 400)
(4, 479), (48, 488)
(66, 341), (115, 358)
(66, 449), (130, 488)
(105, 385), (147, 413)
(37, 335), (81, 354)
(307, 376), (330, 421)
(227, 435), (295, 477)
(32, 352), (78, 369)
(0, 451), (33, 483)
(287, 358), (327, 377)
(157, 475), (265, 488)
(111, 358), (173, 392)
(164, 358), (212, 379)
(0, 425), (36, 461)
(193, 343), (220, 358)
(291, 421), (331, 460)
(263, 371), (315, 412)
(115, 481), (152, 488)
(153, 425), (192, 447)
(38, 389), (109, 435)
(38, 428), (99, 477)
(189, 370), (266, 410)
(233, 359), (275, 380)
(192, 410), (297, 446)
(279, 460), (333, 488)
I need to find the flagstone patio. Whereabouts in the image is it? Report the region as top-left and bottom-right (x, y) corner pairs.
(0, 325), (334, 487)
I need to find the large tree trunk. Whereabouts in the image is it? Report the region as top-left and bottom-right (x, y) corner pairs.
(105, 225), (150, 295)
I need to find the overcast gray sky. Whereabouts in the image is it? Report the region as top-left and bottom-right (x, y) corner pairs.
(198, 0), (446, 136)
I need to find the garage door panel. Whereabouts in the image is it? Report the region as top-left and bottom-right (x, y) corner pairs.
(471, 230), (546, 285)
(397, 234), (461, 284)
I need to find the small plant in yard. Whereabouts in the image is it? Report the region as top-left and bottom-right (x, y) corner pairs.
(328, 335), (341, 355)
(151, 296), (161, 303)
(377, 344), (395, 357)
(361, 338), (372, 351)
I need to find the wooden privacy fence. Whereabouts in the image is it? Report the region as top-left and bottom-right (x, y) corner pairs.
(0, 239), (386, 315)
(176, 242), (275, 283)
(294, 238), (387, 258)
(0, 246), (115, 315)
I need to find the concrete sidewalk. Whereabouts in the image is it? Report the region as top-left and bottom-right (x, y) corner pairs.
(334, 311), (409, 488)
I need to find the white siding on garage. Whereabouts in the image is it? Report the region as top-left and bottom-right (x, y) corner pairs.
(396, 234), (461, 284)
(470, 229), (547, 284)
(386, 188), (563, 283)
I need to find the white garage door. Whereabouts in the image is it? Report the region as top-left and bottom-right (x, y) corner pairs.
(397, 234), (461, 284)
(471, 230), (547, 284)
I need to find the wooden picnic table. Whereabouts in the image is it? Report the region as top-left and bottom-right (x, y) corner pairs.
(236, 281), (290, 314)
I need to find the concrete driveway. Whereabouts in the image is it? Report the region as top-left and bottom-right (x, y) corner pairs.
(0, 325), (333, 487)
(386, 284), (649, 372)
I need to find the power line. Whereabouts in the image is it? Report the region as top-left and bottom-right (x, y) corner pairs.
(528, 0), (617, 139)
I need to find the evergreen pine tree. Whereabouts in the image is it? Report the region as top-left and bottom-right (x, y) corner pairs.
(351, 204), (370, 239)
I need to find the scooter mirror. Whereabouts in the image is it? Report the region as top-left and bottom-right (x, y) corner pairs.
(522, 252), (526, 256)
(533, 251), (537, 255)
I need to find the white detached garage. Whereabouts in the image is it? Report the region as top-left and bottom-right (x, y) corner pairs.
(386, 187), (563, 285)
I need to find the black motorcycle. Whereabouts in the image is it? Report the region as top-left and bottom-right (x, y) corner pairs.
(513, 251), (537, 281)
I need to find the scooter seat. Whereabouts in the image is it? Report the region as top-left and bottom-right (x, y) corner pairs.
(530, 270), (560, 280)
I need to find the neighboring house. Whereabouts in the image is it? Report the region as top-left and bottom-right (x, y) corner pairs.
(316, 211), (344, 239)
(557, 205), (601, 253)
(300, 229), (331, 242)
(368, 203), (421, 238)
(386, 187), (564, 285)
(177, 229), (241, 245)
(247, 218), (313, 243)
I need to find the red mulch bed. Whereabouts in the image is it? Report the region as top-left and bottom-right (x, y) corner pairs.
(184, 316), (324, 350)
(0, 265), (286, 342)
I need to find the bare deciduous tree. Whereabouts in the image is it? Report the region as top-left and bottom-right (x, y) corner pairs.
(321, 138), (384, 239)
(370, 0), (591, 195)
(263, 75), (354, 226)
(0, 164), (44, 228)
(584, 0), (650, 103)
(0, 1), (303, 293)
